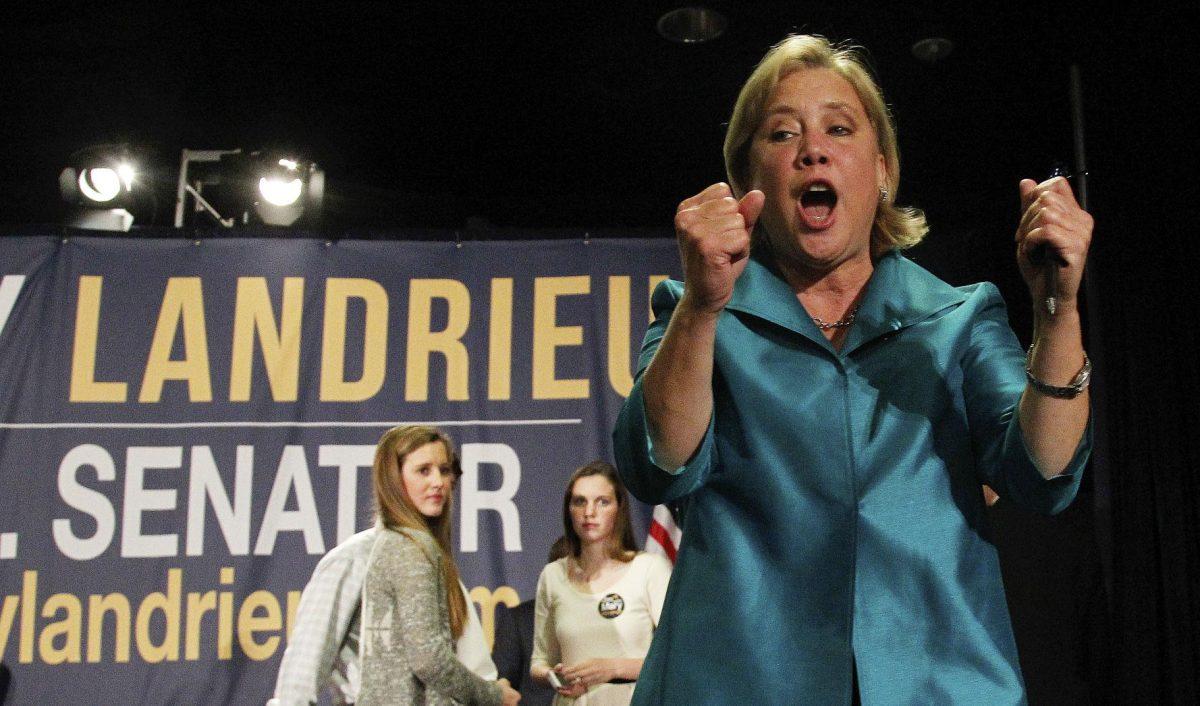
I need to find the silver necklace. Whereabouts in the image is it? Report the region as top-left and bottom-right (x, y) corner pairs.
(811, 305), (860, 330)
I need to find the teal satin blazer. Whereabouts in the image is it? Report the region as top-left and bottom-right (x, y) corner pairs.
(613, 250), (1091, 705)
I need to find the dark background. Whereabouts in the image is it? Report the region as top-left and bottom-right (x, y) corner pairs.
(1, 2), (1195, 703)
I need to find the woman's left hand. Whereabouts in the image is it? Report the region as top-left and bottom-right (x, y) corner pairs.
(558, 658), (616, 692)
(1015, 176), (1093, 312)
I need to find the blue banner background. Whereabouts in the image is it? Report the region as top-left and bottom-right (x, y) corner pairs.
(0, 234), (678, 704)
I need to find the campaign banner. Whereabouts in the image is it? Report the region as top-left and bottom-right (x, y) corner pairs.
(0, 233), (679, 704)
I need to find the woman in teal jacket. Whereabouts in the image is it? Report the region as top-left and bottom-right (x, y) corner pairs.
(613, 35), (1093, 705)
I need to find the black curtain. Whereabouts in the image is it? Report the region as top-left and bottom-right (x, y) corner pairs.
(1083, 8), (1199, 702)
(972, 8), (1198, 703)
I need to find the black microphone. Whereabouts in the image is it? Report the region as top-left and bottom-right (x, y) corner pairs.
(1034, 163), (1079, 316)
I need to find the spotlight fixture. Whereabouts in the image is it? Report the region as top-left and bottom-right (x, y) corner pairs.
(657, 6), (727, 44)
(58, 145), (139, 231)
(174, 149), (324, 228)
(251, 153), (324, 226)
(911, 36), (954, 63)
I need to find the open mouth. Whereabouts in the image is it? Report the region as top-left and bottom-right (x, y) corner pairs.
(799, 183), (838, 222)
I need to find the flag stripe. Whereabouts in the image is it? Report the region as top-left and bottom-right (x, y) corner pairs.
(647, 519), (677, 562)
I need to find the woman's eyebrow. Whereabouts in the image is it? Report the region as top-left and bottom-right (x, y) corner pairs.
(824, 101), (862, 120)
(763, 105), (800, 119)
(764, 101), (861, 119)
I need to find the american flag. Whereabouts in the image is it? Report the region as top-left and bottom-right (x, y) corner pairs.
(644, 504), (681, 563)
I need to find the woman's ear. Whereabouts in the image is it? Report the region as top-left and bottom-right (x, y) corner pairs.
(875, 154), (889, 194)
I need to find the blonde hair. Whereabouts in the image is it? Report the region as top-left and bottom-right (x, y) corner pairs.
(372, 425), (468, 639)
(723, 34), (928, 254)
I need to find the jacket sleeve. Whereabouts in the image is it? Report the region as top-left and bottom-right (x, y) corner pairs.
(613, 278), (719, 505)
(375, 531), (502, 706)
(962, 283), (1092, 515)
(270, 546), (363, 705)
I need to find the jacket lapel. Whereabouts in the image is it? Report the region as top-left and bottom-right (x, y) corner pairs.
(841, 250), (967, 355)
(723, 250), (967, 357)
(725, 252), (833, 352)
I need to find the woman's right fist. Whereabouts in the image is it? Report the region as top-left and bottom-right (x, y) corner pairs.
(673, 183), (765, 313)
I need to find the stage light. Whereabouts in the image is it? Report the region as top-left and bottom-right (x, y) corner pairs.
(259, 175), (303, 206)
(257, 158), (304, 206)
(912, 37), (954, 63)
(59, 145), (139, 231)
(250, 152), (323, 227)
(76, 165), (131, 203)
(174, 149), (324, 228)
(657, 7), (727, 44)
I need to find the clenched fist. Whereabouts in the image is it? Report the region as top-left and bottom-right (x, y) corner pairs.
(1015, 176), (1093, 313)
(674, 182), (765, 314)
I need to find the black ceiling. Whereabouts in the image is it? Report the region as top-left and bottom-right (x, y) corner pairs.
(0, 2), (1181, 239)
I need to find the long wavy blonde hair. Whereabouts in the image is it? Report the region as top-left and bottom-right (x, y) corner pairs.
(373, 425), (469, 639)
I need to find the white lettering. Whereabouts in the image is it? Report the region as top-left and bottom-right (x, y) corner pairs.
(52, 444), (117, 560)
(459, 443), (522, 553)
(121, 446), (182, 557)
(318, 445), (374, 546)
(185, 445), (253, 556)
(0, 275), (26, 335)
(253, 445), (325, 555)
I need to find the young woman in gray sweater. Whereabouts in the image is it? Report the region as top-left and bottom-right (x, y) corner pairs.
(358, 425), (520, 706)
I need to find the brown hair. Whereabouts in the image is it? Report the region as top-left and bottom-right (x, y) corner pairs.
(372, 425), (469, 639)
(562, 461), (638, 561)
(723, 34), (928, 254)
(547, 535), (572, 564)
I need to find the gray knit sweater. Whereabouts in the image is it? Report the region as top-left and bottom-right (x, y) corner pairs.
(358, 527), (502, 706)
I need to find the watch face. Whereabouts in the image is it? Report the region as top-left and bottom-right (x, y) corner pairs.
(1026, 346), (1091, 398)
(1074, 355), (1092, 388)
(598, 593), (625, 618)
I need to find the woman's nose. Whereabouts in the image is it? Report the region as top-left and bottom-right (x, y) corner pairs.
(796, 136), (830, 167)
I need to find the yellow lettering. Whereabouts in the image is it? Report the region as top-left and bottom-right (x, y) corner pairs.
(218, 567), (234, 659)
(319, 278), (388, 402)
(69, 276), (128, 402)
(139, 278), (212, 403)
(229, 277), (304, 402)
(487, 278), (513, 401)
(134, 568), (182, 662)
(468, 585), (520, 651)
(237, 590), (281, 660)
(607, 276), (633, 397)
(19, 570), (36, 663)
(185, 591), (217, 660)
(39, 593), (83, 664)
(532, 276), (590, 399)
(405, 279), (471, 402)
(87, 593), (132, 663)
